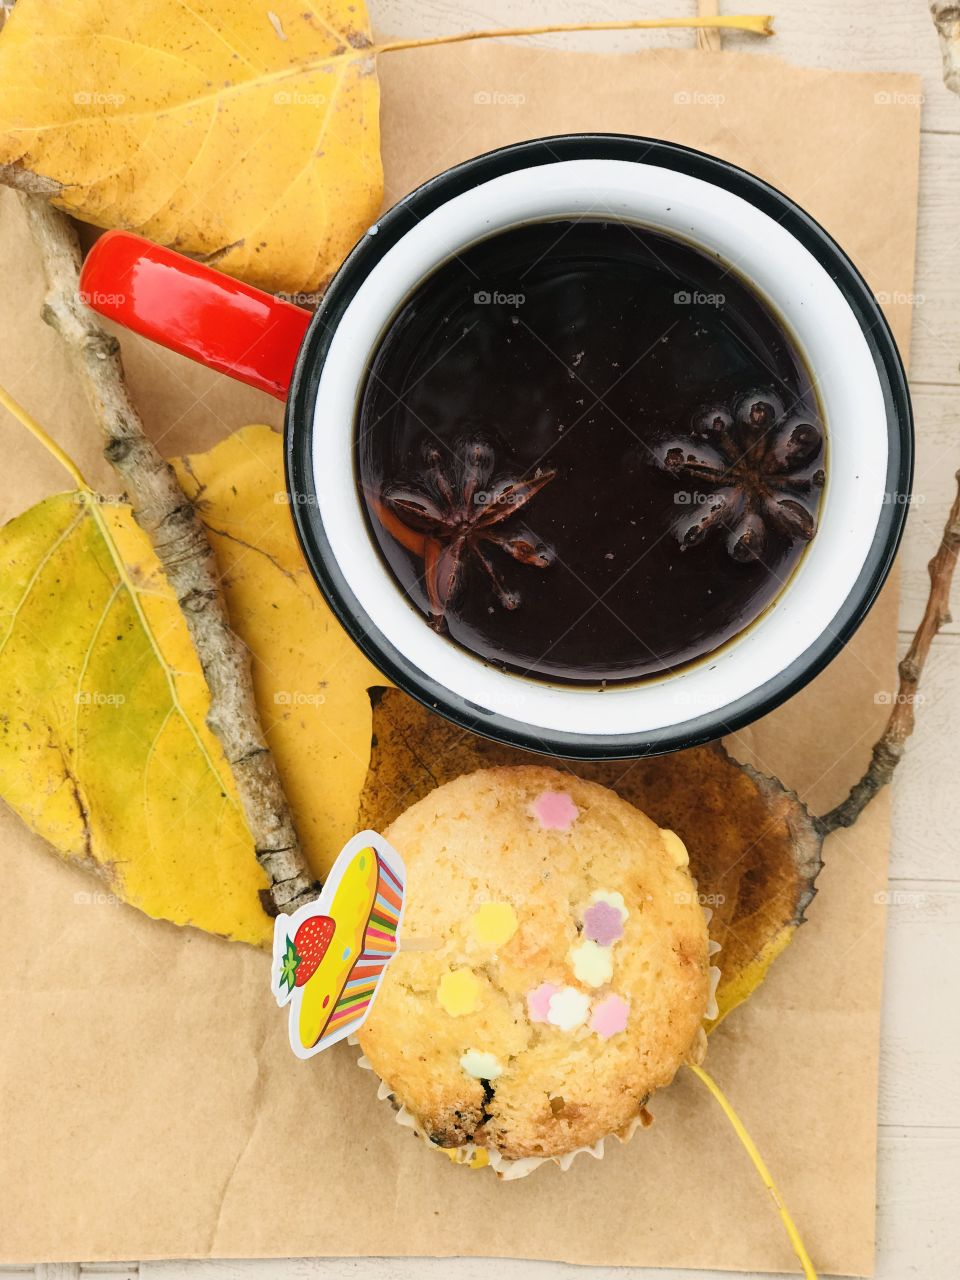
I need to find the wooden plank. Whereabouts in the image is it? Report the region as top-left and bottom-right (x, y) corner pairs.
(877, 882), (960, 1126)
(889, 633), (960, 879)
(0, 1270), (138, 1280)
(912, 131), (960, 388)
(897, 385), (960, 635)
(875, 1129), (960, 1279)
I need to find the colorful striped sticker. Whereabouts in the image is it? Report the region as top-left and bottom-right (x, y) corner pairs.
(271, 831), (407, 1060)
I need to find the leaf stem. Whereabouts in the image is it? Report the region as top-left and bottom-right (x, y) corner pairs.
(0, 380), (89, 490)
(376, 15), (774, 56)
(687, 1061), (818, 1278)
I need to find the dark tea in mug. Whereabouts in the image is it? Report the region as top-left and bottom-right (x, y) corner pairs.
(356, 219), (825, 685)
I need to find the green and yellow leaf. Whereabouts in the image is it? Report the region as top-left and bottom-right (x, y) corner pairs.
(0, 420), (386, 939)
(0, 488), (272, 943)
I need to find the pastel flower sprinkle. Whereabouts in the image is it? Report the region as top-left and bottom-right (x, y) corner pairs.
(526, 982), (559, 1023)
(583, 900), (623, 945)
(546, 986), (590, 1032)
(438, 968), (482, 1017)
(531, 789), (580, 831)
(460, 1049), (503, 1080)
(569, 938), (613, 988)
(589, 993), (630, 1039)
(589, 889), (628, 922)
(659, 827), (689, 867)
(469, 901), (518, 949)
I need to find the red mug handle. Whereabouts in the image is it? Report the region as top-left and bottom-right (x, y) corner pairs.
(79, 231), (312, 400)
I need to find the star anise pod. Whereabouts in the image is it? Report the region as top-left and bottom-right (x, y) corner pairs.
(377, 439), (556, 629)
(655, 390), (825, 562)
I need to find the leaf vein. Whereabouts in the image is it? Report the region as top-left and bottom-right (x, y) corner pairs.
(0, 502), (86, 659)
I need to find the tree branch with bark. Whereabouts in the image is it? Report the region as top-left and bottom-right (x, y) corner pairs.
(931, 1), (960, 95)
(19, 194), (317, 915)
(818, 473), (960, 833)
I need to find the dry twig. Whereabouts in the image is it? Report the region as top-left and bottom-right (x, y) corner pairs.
(20, 194), (317, 915)
(931, 1), (960, 95)
(819, 472), (960, 832)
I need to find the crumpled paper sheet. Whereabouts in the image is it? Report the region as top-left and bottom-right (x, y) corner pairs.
(0, 42), (921, 1275)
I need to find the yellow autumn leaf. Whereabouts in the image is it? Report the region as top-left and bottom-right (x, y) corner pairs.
(172, 423), (385, 880)
(0, 420), (386, 942)
(0, 3), (773, 293)
(0, 488), (272, 944)
(0, 0), (383, 293)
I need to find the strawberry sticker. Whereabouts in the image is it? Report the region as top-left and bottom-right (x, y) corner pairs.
(278, 915), (335, 993)
(271, 831), (407, 1058)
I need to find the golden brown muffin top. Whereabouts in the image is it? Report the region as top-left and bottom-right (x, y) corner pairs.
(358, 765), (709, 1162)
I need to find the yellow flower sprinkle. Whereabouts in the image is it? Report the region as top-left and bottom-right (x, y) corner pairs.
(443, 1146), (490, 1169)
(438, 968), (482, 1016)
(569, 938), (614, 988)
(469, 901), (518, 949)
(659, 828), (690, 867)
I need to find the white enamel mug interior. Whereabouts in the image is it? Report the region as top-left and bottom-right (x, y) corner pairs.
(293, 142), (908, 755)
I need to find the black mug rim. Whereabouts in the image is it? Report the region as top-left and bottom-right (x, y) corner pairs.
(284, 133), (913, 761)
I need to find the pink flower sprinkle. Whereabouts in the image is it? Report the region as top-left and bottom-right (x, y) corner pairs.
(589, 993), (630, 1040)
(527, 982), (559, 1023)
(532, 790), (579, 831)
(583, 900), (623, 946)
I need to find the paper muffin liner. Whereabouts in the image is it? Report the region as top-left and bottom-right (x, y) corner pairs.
(351, 910), (721, 1181)
(704, 905), (723, 1022)
(352, 1044), (624, 1179)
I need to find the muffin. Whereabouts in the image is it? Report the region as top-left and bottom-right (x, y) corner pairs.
(357, 765), (714, 1173)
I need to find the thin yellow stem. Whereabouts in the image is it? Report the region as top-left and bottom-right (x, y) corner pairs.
(687, 1061), (818, 1279)
(377, 15), (774, 56)
(0, 381), (89, 489)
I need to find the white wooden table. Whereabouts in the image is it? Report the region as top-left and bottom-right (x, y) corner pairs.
(4, 1), (958, 1277)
